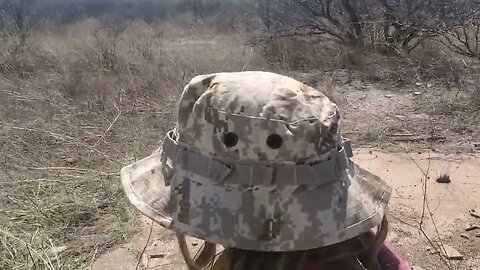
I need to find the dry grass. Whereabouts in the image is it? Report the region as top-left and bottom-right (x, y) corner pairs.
(258, 35), (473, 86)
(0, 17), (261, 269)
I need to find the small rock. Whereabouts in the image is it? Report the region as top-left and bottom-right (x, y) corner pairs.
(415, 82), (423, 86)
(413, 91), (422, 95)
(436, 174), (451, 184)
(385, 94), (394, 98)
(64, 156), (78, 164)
(412, 266), (425, 270)
(426, 246), (432, 251)
(427, 83), (433, 88)
(461, 234), (470, 239)
(440, 245), (463, 260)
(192, 242), (199, 247)
(465, 224), (480, 231)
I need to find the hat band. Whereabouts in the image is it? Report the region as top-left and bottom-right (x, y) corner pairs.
(161, 130), (353, 187)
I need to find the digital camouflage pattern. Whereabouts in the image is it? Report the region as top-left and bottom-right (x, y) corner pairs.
(176, 72), (340, 162)
(121, 71), (392, 252)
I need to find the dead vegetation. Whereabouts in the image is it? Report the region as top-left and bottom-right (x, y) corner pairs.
(0, 18), (260, 269)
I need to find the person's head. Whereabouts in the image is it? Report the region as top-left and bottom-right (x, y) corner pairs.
(208, 215), (389, 270)
(121, 71), (392, 269)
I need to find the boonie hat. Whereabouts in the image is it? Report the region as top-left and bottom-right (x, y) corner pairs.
(121, 71), (392, 252)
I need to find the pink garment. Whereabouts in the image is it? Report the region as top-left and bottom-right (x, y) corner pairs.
(377, 243), (410, 270)
(300, 242), (409, 270)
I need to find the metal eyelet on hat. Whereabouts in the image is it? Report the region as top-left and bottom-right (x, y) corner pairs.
(222, 132), (238, 148)
(266, 134), (283, 149)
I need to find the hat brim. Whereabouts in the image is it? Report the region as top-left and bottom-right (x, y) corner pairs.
(121, 152), (173, 228)
(121, 154), (391, 251)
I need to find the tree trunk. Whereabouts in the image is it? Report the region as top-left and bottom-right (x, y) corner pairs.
(341, 0), (364, 47)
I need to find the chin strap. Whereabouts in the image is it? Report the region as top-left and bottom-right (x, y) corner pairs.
(177, 233), (217, 270)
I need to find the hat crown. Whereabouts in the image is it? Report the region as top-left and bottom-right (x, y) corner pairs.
(176, 71), (341, 163)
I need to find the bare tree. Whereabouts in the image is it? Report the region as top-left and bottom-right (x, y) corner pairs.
(0, 0), (35, 31)
(191, 0), (205, 22)
(375, 0), (480, 53)
(255, 0), (480, 55)
(437, 0), (480, 60)
(441, 23), (480, 60)
(256, 0), (273, 30)
(377, 0), (436, 52)
(254, 0), (382, 47)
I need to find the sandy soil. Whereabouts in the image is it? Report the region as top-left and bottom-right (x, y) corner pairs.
(354, 151), (480, 270)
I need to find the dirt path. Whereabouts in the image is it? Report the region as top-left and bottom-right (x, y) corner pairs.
(92, 150), (480, 270)
(354, 150), (480, 270)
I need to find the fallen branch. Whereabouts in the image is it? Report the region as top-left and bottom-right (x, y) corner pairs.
(15, 166), (118, 176)
(136, 221), (154, 270)
(91, 109), (122, 150)
(470, 210), (480, 219)
(391, 135), (446, 142)
(388, 133), (415, 137)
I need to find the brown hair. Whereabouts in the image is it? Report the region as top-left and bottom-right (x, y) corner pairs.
(177, 216), (389, 270)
